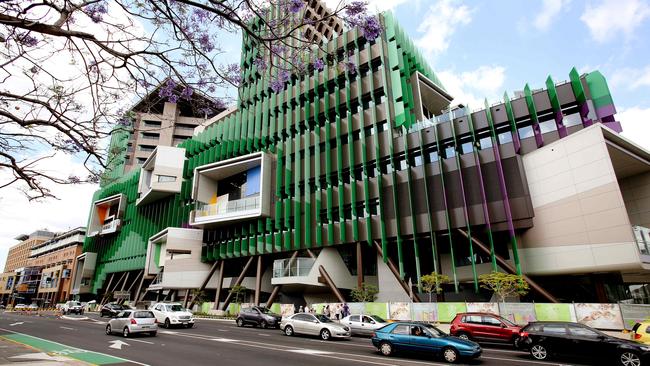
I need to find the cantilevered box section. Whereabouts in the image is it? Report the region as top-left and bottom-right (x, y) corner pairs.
(71, 252), (97, 295)
(136, 146), (185, 206)
(189, 152), (273, 228)
(410, 71), (453, 121)
(86, 194), (126, 237)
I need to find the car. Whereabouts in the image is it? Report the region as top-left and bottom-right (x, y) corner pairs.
(519, 321), (650, 365)
(450, 312), (522, 346)
(13, 304), (26, 311)
(61, 301), (84, 315)
(0, 304), (5, 310)
(341, 314), (389, 336)
(106, 310), (157, 337)
(149, 302), (195, 328)
(632, 322), (650, 344)
(236, 306), (282, 329)
(280, 313), (351, 340)
(100, 303), (127, 318)
(27, 304), (39, 311)
(372, 322), (482, 363)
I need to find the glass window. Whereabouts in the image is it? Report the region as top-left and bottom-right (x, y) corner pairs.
(392, 325), (410, 335)
(461, 142), (473, 154)
(157, 175), (177, 183)
(444, 146), (456, 159)
(349, 315), (360, 322)
(542, 324), (567, 335)
(464, 315), (482, 324)
(293, 314), (311, 321)
(362, 316), (374, 323)
(482, 316), (502, 327)
(479, 136), (493, 150)
(135, 311), (155, 318)
(518, 126), (534, 139)
(564, 112), (582, 127)
(539, 120), (557, 133)
(568, 325), (599, 337)
(498, 131), (513, 144)
(315, 314), (332, 323)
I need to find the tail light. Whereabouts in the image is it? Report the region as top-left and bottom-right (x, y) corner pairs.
(635, 333), (642, 340)
(371, 332), (376, 338)
(130, 319), (137, 325)
(519, 331), (529, 338)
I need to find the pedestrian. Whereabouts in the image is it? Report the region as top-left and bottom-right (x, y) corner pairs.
(305, 305), (310, 313)
(324, 304), (330, 318)
(335, 304), (341, 321)
(343, 303), (350, 318)
(299, 305), (304, 313)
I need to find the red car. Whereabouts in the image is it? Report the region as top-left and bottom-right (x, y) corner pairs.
(450, 312), (522, 346)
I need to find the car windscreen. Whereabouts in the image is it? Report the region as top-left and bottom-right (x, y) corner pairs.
(70, 302), (80, 306)
(370, 315), (386, 323)
(500, 317), (517, 327)
(134, 311), (155, 318)
(315, 314), (333, 323)
(258, 308), (277, 315)
(166, 305), (184, 312)
(423, 323), (446, 337)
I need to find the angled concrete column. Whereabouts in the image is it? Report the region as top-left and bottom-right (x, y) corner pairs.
(212, 261), (225, 310)
(254, 256), (262, 306)
(373, 241), (421, 302)
(188, 260), (220, 309)
(220, 256), (254, 311)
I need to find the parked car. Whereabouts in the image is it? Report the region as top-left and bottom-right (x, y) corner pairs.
(519, 321), (650, 365)
(106, 310), (157, 337)
(13, 304), (26, 311)
(61, 301), (84, 315)
(236, 306), (282, 329)
(341, 314), (389, 336)
(632, 322), (650, 344)
(101, 303), (127, 318)
(281, 313), (351, 340)
(149, 302), (195, 328)
(27, 304), (39, 311)
(372, 322), (482, 364)
(450, 312), (522, 346)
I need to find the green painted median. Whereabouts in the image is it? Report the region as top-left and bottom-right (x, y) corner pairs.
(1, 333), (128, 365)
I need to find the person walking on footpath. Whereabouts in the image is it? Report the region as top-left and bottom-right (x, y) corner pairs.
(343, 303), (350, 318)
(335, 304), (342, 321)
(299, 305), (304, 313)
(324, 304), (331, 318)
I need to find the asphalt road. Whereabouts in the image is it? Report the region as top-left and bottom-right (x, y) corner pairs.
(0, 311), (589, 366)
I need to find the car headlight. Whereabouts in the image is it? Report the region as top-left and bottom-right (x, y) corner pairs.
(640, 346), (650, 352)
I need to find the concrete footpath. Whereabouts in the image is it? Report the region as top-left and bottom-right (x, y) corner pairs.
(0, 336), (90, 366)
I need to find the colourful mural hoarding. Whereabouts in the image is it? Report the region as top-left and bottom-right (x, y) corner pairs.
(411, 303), (438, 322)
(389, 302), (411, 320)
(280, 304), (295, 318)
(438, 303), (467, 322)
(620, 304), (650, 330)
(347, 302), (365, 315)
(365, 302), (389, 319)
(467, 302), (499, 315)
(534, 303), (575, 322)
(499, 303), (536, 325)
(574, 303), (624, 330)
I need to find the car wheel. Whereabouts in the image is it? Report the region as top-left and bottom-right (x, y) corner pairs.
(320, 329), (331, 341)
(105, 325), (112, 335)
(512, 335), (521, 348)
(379, 341), (393, 356)
(620, 351), (642, 366)
(236, 318), (244, 327)
(260, 320), (268, 329)
(456, 332), (470, 341)
(164, 318), (171, 329)
(123, 327), (130, 338)
(530, 344), (548, 360)
(284, 325), (294, 336)
(442, 347), (459, 364)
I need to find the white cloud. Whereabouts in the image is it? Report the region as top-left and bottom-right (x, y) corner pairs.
(0, 154), (97, 271)
(610, 65), (650, 91)
(437, 65), (506, 108)
(533, 0), (571, 31)
(618, 107), (650, 151)
(581, 0), (650, 43)
(415, 0), (473, 57)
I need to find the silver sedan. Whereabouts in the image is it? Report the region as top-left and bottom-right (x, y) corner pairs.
(281, 313), (351, 340)
(106, 310), (158, 337)
(341, 314), (388, 336)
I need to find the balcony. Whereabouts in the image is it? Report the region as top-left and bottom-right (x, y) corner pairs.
(189, 152), (273, 228)
(273, 258), (315, 278)
(87, 194), (125, 237)
(136, 146), (185, 206)
(634, 226), (650, 257)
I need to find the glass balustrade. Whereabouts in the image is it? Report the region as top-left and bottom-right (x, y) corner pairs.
(272, 257), (315, 278)
(193, 195), (261, 219)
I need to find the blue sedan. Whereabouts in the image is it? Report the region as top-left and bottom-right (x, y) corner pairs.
(371, 322), (482, 363)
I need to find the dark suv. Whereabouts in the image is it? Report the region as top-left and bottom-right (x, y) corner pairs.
(450, 312), (522, 346)
(100, 303), (127, 317)
(236, 306), (282, 329)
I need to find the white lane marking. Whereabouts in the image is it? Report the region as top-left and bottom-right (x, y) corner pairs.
(482, 355), (573, 365)
(217, 329), (229, 332)
(60, 315), (89, 321)
(257, 333), (270, 336)
(59, 326), (75, 330)
(10, 352), (70, 361)
(160, 330), (178, 335)
(288, 349), (332, 355)
(0, 327), (150, 366)
(108, 340), (130, 350)
(128, 339), (155, 345)
(9, 322), (24, 326)
(211, 338), (237, 342)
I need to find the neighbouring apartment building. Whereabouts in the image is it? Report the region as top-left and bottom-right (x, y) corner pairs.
(75, 1), (650, 307)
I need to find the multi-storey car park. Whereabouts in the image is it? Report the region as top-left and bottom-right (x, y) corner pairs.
(72, 2), (650, 308)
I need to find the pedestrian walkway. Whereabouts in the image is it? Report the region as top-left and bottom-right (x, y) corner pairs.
(0, 336), (90, 365)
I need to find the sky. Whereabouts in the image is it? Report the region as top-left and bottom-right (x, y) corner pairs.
(1, 0), (649, 269)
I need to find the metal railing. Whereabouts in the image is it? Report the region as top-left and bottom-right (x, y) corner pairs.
(194, 195), (261, 219)
(272, 257), (315, 278)
(634, 226), (650, 256)
(102, 220), (120, 232)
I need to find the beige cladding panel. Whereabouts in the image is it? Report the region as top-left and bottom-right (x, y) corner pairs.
(621, 171), (650, 228)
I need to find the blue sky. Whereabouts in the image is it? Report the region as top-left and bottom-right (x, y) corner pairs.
(1, 0), (649, 270)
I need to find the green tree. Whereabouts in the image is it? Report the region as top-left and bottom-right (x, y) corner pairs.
(229, 285), (247, 304)
(191, 289), (208, 307)
(479, 272), (529, 302)
(420, 272), (450, 302)
(350, 283), (379, 302)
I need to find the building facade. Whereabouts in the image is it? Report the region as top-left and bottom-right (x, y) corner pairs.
(78, 4), (650, 307)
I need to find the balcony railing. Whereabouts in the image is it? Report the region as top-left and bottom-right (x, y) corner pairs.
(634, 226), (650, 256)
(102, 219), (120, 233)
(194, 195), (261, 219)
(272, 257), (315, 278)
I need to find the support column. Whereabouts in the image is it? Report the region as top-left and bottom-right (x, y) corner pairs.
(212, 261), (225, 310)
(265, 251), (300, 308)
(254, 256), (262, 306)
(182, 289), (190, 309)
(373, 240), (421, 302)
(220, 256), (254, 311)
(356, 242), (363, 288)
(133, 272), (147, 305)
(318, 265), (345, 303)
(188, 260), (220, 309)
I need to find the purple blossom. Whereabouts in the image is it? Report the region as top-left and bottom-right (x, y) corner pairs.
(159, 79), (177, 102)
(29, 66), (38, 74)
(84, 2), (108, 23)
(197, 34), (214, 52)
(168, 94), (178, 103)
(18, 33), (38, 47)
(253, 57), (268, 72)
(270, 70), (292, 93)
(361, 16), (382, 40)
(270, 44), (286, 57)
(192, 9), (210, 22)
(68, 175), (81, 184)
(181, 86), (194, 100)
(342, 60), (357, 75)
(270, 80), (285, 93)
(345, 1), (367, 17)
(288, 0), (305, 13)
(199, 107), (214, 115)
(138, 79), (151, 88)
(313, 58), (325, 71)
